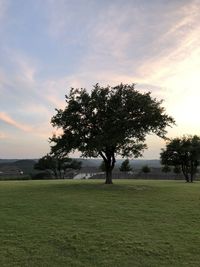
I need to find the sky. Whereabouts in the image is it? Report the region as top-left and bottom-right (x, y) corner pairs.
(0, 0), (200, 159)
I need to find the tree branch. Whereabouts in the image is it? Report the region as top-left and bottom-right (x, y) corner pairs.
(99, 151), (107, 162)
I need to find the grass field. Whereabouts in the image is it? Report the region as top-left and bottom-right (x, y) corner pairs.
(0, 179), (200, 266)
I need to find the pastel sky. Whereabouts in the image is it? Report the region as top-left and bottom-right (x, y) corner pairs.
(0, 0), (200, 159)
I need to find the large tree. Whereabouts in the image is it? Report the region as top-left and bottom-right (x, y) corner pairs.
(160, 135), (200, 182)
(50, 83), (175, 184)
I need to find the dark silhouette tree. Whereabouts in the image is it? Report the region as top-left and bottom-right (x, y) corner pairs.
(50, 83), (175, 184)
(119, 159), (132, 172)
(34, 154), (57, 177)
(141, 165), (151, 173)
(173, 165), (181, 175)
(34, 154), (81, 178)
(162, 165), (171, 173)
(160, 135), (200, 182)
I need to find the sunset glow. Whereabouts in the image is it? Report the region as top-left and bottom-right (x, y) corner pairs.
(0, 0), (200, 158)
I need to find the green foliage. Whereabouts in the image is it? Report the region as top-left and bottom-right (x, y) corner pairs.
(161, 165), (171, 173)
(160, 135), (200, 182)
(1, 180), (200, 266)
(141, 165), (151, 173)
(50, 83), (175, 184)
(119, 159), (132, 172)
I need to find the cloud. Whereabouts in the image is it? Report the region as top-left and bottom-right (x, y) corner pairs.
(45, 0), (98, 42)
(66, 0), (200, 109)
(136, 1), (200, 79)
(43, 0), (199, 91)
(0, 48), (53, 113)
(39, 0), (200, 120)
(0, 112), (33, 132)
(0, 0), (200, 159)
(0, 111), (55, 140)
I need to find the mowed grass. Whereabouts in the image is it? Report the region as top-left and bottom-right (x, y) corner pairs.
(1, 180), (200, 267)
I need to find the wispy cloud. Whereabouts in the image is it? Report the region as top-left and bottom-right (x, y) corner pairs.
(0, 112), (33, 132)
(1, 0), (200, 158)
(0, 111), (54, 140)
(137, 10), (200, 84)
(44, 0), (199, 89)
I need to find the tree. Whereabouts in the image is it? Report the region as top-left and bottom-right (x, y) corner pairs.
(50, 83), (175, 184)
(99, 161), (106, 172)
(160, 135), (200, 182)
(141, 165), (151, 173)
(119, 159), (132, 172)
(161, 165), (171, 173)
(34, 154), (81, 179)
(34, 154), (57, 177)
(173, 165), (181, 174)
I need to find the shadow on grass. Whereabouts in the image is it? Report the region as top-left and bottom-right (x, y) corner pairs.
(35, 180), (155, 195)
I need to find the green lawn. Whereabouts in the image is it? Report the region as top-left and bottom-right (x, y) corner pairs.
(0, 179), (200, 267)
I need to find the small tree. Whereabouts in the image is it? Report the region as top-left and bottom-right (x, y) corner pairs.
(160, 135), (200, 182)
(50, 83), (175, 184)
(173, 165), (181, 174)
(34, 154), (81, 179)
(162, 165), (171, 173)
(119, 159), (132, 172)
(34, 154), (57, 177)
(142, 165), (151, 173)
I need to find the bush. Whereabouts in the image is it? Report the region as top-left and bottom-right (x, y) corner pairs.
(141, 165), (151, 173)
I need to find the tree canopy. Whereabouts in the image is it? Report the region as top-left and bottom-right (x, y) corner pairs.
(160, 135), (200, 182)
(50, 83), (175, 184)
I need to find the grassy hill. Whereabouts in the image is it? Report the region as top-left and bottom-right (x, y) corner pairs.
(0, 179), (200, 266)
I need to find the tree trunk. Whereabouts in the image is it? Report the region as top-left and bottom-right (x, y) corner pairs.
(99, 149), (115, 184)
(185, 173), (190, 182)
(190, 168), (194, 183)
(182, 164), (189, 182)
(105, 169), (113, 184)
(190, 161), (195, 183)
(53, 169), (58, 179)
